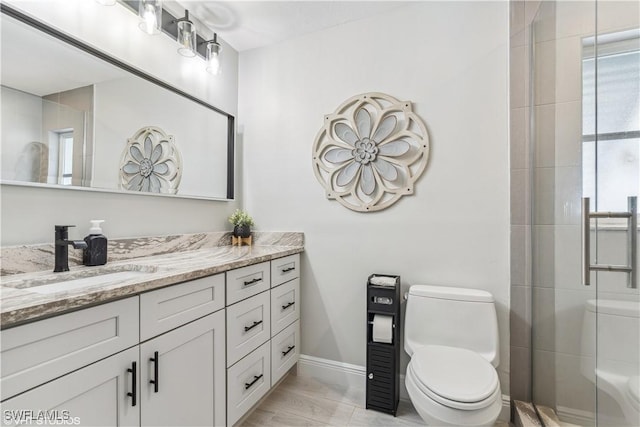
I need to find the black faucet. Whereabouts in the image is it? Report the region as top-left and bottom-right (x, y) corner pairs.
(54, 225), (88, 272)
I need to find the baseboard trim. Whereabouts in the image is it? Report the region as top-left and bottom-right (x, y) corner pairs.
(298, 354), (511, 421)
(555, 405), (595, 426)
(297, 354), (366, 388)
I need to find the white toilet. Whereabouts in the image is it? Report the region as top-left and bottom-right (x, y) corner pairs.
(404, 285), (502, 426)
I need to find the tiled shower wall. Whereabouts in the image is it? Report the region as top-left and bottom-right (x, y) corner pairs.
(509, 0), (540, 403)
(510, 1), (639, 418)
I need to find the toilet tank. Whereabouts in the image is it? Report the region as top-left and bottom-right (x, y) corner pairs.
(404, 285), (499, 367)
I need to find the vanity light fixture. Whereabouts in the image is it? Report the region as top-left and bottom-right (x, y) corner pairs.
(138, 0), (162, 35)
(117, 1), (224, 76)
(175, 10), (197, 57)
(203, 34), (222, 75)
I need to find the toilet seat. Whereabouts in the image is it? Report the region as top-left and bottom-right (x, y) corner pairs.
(408, 345), (500, 410)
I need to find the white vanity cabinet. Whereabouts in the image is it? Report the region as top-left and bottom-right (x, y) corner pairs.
(225, 253), (301, 425)
(269, 254), (301, 386)
(140, 310), (226, 427)
(0, 297), (140, 426)
(1, 346), (140, 427)
(0, 274), (227, 427)
(0, 251), (302, 427)
(139, 273), (227, 427)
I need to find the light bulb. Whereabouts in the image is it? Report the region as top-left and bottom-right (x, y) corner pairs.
(206, 40), (222, 76)
(206, 37), (222, 75)
(207, 55), (221, 75)
(142, 5), (156, 35)
(138, 0), (162, 35)
(177, 19), (196, 57)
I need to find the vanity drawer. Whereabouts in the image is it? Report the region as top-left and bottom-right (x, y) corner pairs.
(271, 254), (300, 287)
(271, 320), (300, 386)
(227, 341), (271, 426)
(226, 291), (271, 367)
(226, 262), (271, 305)
(0, 296), (139, 401)
(140, 273), (225, 341)
(271, 278), (300, 336)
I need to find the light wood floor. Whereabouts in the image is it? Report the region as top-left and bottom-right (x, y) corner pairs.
(240, 373), (511, 426)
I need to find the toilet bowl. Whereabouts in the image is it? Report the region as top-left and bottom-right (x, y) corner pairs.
(580, 299), (640, 425)
(406, 345), (502, 426)
(404, 285), (502, 426)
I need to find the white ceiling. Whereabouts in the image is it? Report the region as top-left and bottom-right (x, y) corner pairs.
(172, 1), (410, 52)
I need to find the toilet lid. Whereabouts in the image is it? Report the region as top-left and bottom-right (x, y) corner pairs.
(411, 345), (499, 406)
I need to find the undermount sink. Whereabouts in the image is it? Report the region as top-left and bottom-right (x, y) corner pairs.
(8, 264), (158, 295)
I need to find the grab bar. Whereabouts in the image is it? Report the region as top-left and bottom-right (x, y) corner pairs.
(582, 196), (637, 288)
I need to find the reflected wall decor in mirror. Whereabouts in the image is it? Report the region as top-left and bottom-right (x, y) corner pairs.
(0, 4), (235, 200)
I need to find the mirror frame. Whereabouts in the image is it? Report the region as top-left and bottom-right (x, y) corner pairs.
(1, 3), (235, 200)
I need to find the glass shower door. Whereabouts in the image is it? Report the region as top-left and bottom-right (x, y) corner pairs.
(587, 3), (640, 425)
(531, 1), (639, 425)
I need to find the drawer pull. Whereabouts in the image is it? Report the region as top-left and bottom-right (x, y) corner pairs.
(282, 345), (296, 357)
(244, 320), (263, 332)
(244, 374), (264, 390)
(281, 267), (295, 273)
(243, 277), (262, 287)
(127, 361), (137, 407)
(281, 301), (295, 310)
(149, 351), (159, 393)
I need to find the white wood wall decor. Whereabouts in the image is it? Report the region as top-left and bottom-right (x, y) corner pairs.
(313, 93), (430, 212)
(120, 126), (182, 194)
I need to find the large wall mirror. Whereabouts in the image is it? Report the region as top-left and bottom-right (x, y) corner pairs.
(0, 4), (234, 200)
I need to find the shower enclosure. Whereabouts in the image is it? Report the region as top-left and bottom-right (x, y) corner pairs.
(529, 1), (639, 425)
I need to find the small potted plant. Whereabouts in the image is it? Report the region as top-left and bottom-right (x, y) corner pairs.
(228, 209), (254, 238)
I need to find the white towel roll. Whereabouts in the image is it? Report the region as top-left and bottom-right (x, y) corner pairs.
(370, 276), (396, 287)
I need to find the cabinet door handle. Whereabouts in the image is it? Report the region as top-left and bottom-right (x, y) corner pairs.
(243, 277), (262, 287)
(149, 351), (159, 393)
(244, 320), (263, 332)
(282, 345), (295, 357)
(127, 361), (137, 407)
(244, 374), (264, 390)
(281, 301), (295, 310)
(281, 267), (295, 273)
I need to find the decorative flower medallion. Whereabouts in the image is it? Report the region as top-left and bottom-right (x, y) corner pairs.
(312, 93), (430, 212)
(120, 126), (182, 194)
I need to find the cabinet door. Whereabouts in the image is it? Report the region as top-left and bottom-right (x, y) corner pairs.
(226, 291), (271, 366)
(271, 253), (300, 287)
(226, 262), (270, 305)
(271, 320), (300, 386)
(139, 274), (225, 341)
(1, 347), (139, 427)
(270, 278), (300, 336)
(140, 310), (225, 427)
(1, 296), (139, 401)
(227, 341), (271, 426)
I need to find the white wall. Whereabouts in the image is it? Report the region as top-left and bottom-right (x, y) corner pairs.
(1, 0), (240, 245)
(1, 87), (43, 181)
(239, 1), (511, 392)
(93, 77), (228, 198)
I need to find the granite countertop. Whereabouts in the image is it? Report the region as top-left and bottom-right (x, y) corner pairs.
(0, 232), (303, 328)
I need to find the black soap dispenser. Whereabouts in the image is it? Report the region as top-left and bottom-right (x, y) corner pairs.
(83, 220), (107, 266)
